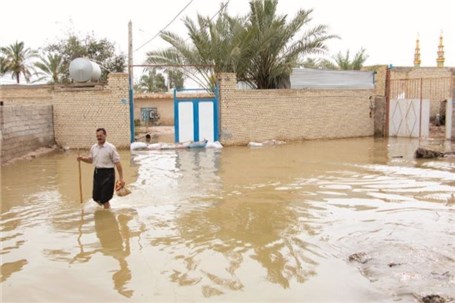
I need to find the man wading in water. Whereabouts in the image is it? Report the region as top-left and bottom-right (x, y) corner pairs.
(77, 128), (125, 209)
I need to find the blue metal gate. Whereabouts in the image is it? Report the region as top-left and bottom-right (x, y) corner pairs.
(174, 87), (219, 143)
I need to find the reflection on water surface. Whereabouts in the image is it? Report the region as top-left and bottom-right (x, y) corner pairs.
(1, 138), (454, 302)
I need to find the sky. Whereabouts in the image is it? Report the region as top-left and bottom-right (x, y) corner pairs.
(1, 0), (454, 84)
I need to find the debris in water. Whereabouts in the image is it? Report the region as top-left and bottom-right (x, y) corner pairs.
(414, 148), (447, 159)
(348, 252), (370, 264)
(421, 294), (446, 303)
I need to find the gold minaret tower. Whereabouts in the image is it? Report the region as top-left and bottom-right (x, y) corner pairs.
(414, 34), (421, 67)
(436, 31), (445, 67)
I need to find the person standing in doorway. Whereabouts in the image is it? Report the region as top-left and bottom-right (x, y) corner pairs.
(77, 128), (125, 209)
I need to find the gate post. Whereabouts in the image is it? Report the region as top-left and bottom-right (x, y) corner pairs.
(450, 88), (455, 141)
(385, 66), (391, 137)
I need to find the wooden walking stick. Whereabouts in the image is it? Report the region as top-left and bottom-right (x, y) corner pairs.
(78, 149), (83, 203)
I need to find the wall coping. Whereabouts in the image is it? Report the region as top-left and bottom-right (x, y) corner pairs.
(135, 92), (213, 99)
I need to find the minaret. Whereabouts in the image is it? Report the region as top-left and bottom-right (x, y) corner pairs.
(414, 34), (421, 67)
(436, 31), (445, 67)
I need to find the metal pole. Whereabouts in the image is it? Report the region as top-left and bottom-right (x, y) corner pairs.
(77, 149), (83, 203)
(128, 20), (135, 143)
(419, 78), (423, 138)
(385, 66), (391, 137)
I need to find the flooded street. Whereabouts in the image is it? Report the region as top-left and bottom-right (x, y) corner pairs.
(1, 137), (454, 302)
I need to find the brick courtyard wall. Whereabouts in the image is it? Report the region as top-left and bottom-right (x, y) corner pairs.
(390, 67), (455, 117)
(452, 88), (455, 141)
(0, 73), (130, 150)
(374, 96), (387, 137)
(0, 104), (54, 165)
(52, 73), (130, 149)
(0, 85), (54, 104)
(363, 65), (387, 96)
(217, 73), (374, 146)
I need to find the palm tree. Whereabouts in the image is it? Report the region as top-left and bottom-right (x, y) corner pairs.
(301, 48), (369, 70)
(240, 0), (337, 88)
(0, 56), (8, 76)
(332, 48), (368, 70)
(0, 41), (38, 83)
(34, 53), (64, 83)
(300, 57), (320, 69)
(301, 57), (337, 70)
(135, 69), (167, 93)
(146, 6), (246, 89)
(165, 69), (185, 90)
(146, 0), (337, 89)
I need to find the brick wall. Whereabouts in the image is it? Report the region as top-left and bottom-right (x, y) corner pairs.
(391, 67), (455, 79)
(389, 67), (455, 116)
(0, 85), (54, 104)
(363, 65), (387, 96)
(0, 73), (130, 149)
(452, 88), (455, 141)
(374, 96), (387, 137)
(0, 104), (54, 164)
(218, 73), (374, 146)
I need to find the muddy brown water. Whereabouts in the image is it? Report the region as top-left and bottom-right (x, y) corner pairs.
(1, 137), (454, 302)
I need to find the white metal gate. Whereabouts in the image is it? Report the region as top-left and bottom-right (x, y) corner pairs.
(387, 77), (454, 138)
(173, 88), (219, 143)
(389, 97), (429, 137)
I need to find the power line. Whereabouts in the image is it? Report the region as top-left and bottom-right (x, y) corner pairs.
(133, 0), (232, 81)
(184, 0), (231, 42)
(209, 1), (231, 23)
(132, 64), (214, 68)
(134, 0), (194, 53)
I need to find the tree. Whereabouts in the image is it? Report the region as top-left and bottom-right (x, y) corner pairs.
(166, 69), (185, 89)
(301, 57), (336, 70)
(34, 53), (65, 83)
(240, 0), (337, 88)
(146, 0), (337, 89)
(0, 56), (8, 76)
(301, 48), (369, 70)
(0, 41), (38, 83)
(300, 57), (320, 69)
(135, 69), (167, 93)
(332, 48), (368, 70)
(45, 33), (125, 83)
(146, 5), (245, 89)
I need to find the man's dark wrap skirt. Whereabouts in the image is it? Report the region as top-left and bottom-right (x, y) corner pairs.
(93, 167), (115, 204)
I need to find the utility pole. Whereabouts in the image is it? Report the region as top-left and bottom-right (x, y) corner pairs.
(168, 71), (171, 92)
(128, 20), (135, 143)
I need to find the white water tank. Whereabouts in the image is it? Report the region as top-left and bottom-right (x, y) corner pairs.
(69, 58), (102, 82)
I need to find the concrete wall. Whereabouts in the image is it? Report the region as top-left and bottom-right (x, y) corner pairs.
(134, 93), (174, 126)
(0, 104), (54, 165)
(218, 73), (374, 146)
(0, 73), (130, 149)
